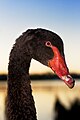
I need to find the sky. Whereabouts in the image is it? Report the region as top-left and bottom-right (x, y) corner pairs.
(0, 0), (80, 74)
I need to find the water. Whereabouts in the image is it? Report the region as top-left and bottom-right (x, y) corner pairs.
(0, 80), (80, 120)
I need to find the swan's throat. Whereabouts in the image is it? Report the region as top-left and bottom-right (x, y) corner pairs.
(6, 51), (37, 120)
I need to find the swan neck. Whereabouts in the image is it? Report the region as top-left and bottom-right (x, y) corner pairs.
(6, 54), (37, 119)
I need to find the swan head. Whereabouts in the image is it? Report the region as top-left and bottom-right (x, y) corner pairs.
(28, 29), (75, 88)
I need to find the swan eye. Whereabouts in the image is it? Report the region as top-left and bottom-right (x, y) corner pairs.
(45, 41), (52, 47)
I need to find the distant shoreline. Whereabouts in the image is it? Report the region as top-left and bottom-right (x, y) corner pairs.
(0, 73), (80, 81)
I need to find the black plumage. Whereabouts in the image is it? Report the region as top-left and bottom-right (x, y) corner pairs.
(6, 28), (64, 120)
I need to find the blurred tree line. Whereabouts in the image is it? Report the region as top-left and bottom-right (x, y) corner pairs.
(0, 73), (80, 81)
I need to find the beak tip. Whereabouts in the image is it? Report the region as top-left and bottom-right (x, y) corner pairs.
(70, 80), (75, 89)
(65, 79), (75, 89)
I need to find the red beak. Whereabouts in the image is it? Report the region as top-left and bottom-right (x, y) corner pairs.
(46, 41), (75, 89)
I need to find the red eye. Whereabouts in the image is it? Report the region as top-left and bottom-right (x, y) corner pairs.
(45, 41), (52, 47)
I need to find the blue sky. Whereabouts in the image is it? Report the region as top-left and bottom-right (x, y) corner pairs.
(0, 0), (80, 74)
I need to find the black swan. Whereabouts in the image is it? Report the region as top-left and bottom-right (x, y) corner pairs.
(6, 28), (75, 120)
